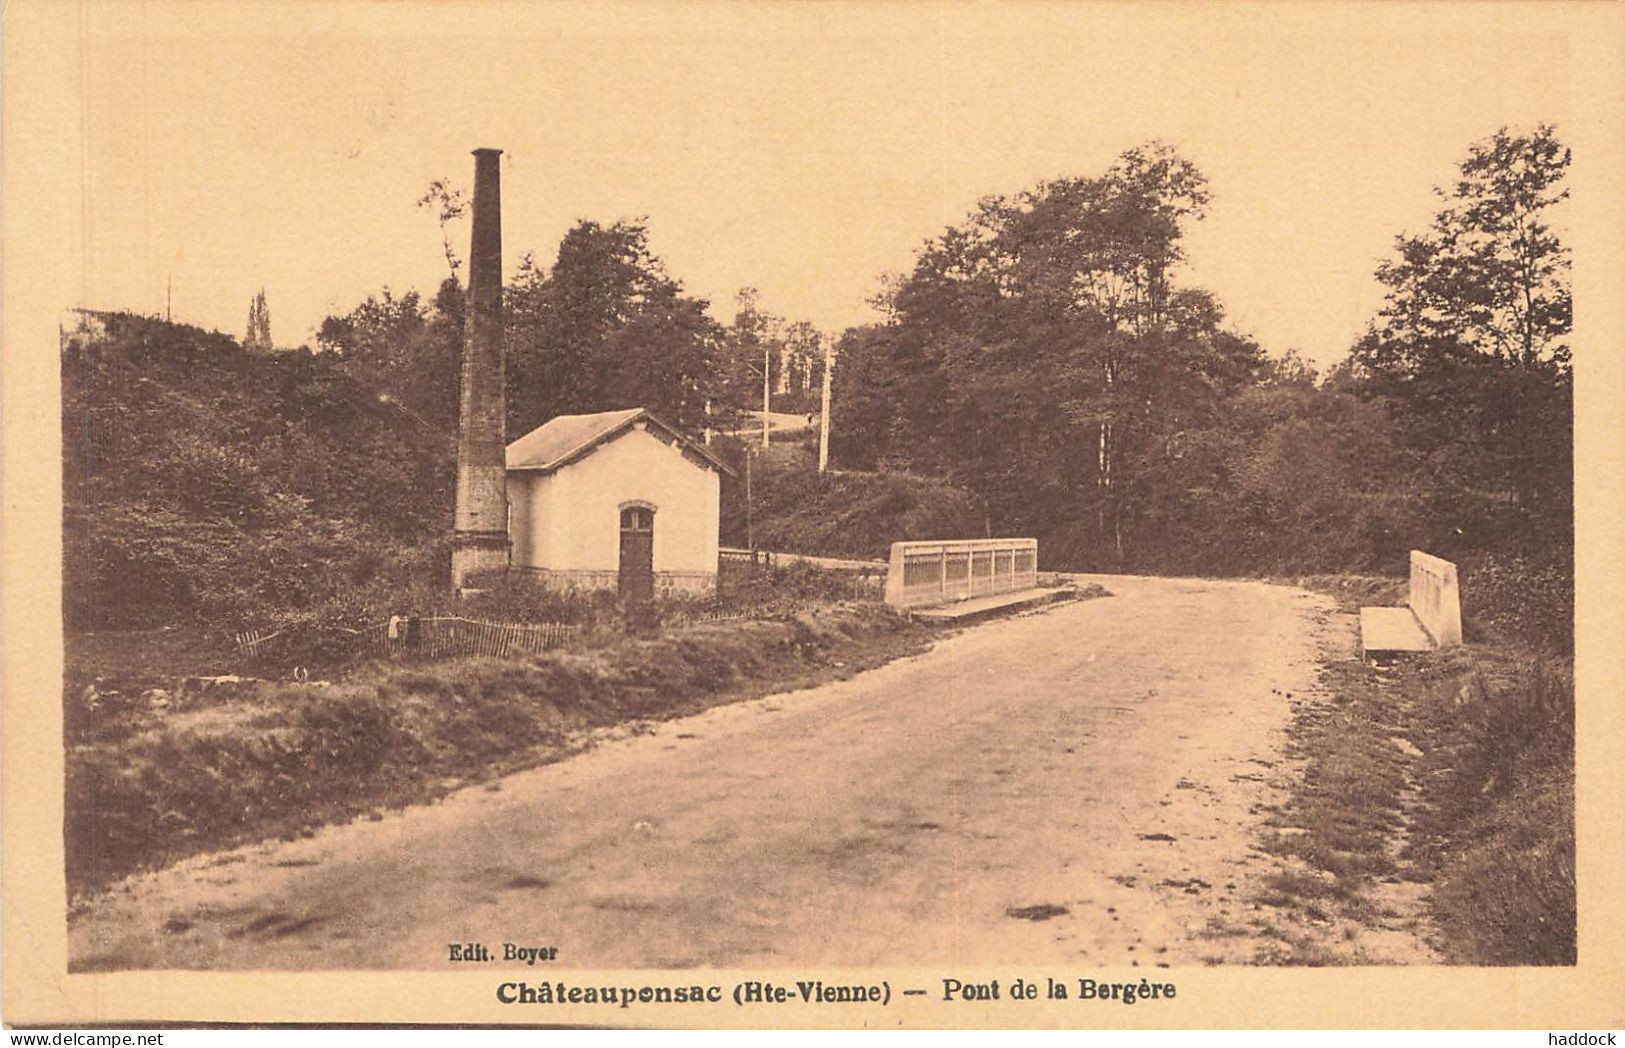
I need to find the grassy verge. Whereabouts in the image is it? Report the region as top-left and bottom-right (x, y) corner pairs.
(1402, 651), (1575, 964)
(1256, 627), (1574, 964)
(66, 603), (931, 899)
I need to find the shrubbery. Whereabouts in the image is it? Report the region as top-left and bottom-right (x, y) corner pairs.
(1461, 553), (1574, 655)
(717, 558), (880, 610)
(62, 312), (454, 632)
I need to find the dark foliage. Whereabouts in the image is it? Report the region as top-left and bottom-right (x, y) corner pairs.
(830, 143), (1273, 570)
(62, 311), (454, 632)
(504, 221), (723, 437)
(823, 129), (1571, 601)
(718, 441), (982, 560)
(1461, 552), (1574, 655)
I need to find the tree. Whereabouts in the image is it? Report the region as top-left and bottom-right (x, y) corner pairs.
(828, 324), (905, 470)
(504, 219), (721, 436)
(1349, 125), (1572, 548)
(317, 281), (464, 432)
(714, 287), (779, 430)
(418, 178), (469, 281)
(1359, 125), (1570, 374)
(244, 289), (272, 352)
(714, 289), (829, 428)
(780, 320), (826, 411)
(867, 142), (1259, 566)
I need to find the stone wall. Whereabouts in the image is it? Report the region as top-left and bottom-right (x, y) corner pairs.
(513, 566), (717, 596)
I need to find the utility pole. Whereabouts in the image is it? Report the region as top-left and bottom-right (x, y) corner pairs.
(818, 336), (833, 472)
(761, 343), (771, 447)
(744, 448), (754, 550)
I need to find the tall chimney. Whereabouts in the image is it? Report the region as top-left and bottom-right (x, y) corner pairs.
(451, 147), (509, 590)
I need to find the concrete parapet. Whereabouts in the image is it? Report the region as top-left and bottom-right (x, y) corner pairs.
(1408, 549), (1462, 647)
(884, 538), (1038, 610)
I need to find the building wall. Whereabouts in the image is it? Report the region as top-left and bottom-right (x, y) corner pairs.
(507, 423), (720, 588)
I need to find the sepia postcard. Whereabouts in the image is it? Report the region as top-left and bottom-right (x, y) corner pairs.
(4, 0), (1624, 1030)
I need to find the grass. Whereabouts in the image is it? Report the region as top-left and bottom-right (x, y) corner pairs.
(65, 602), (933, 898)
(1256, 659), (1410, 902)
(65, 559), (884, 694)
(1259, 628), (1574, 965)
(65, 627), (239, 698)
(1400, 652), (1576, 964)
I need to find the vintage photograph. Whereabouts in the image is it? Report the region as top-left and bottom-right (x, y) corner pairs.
(11, 0), (1618, 1027)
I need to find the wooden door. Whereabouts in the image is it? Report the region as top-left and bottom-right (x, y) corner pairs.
(618, 506), (654, 604)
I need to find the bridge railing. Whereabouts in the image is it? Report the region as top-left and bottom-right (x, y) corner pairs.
(1408, 549), (1463, 647)
(884, 538), (1038, 610)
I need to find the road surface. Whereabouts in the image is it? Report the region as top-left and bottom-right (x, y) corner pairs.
(71, 575), (1369, 971)
(723, 409), (814, 438)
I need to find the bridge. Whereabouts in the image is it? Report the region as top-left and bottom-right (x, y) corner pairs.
(883, 537), (1074, 621)
(1359, 550), (1463, 658)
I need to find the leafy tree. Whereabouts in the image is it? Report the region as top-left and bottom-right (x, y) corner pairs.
(317, 279), (464, 432)
(1349, 125), (1572, 549)
(712, 287), (778, 431)
(780, 320), (826, 412)
(244, 289), (272, 352)
(505, 220), (721, 436)
(858, 142), (1261, 567)
(1359, 125), (1570, 373)
(828, 324), (905, 470)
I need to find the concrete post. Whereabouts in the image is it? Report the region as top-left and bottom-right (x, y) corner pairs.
(451, 147), (510, 591)
(884, 542), (907, 608)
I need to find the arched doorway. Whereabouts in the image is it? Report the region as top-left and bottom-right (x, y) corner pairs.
(618, 504), (655, 604)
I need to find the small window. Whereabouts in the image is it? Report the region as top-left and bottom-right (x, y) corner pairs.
(620, 506), (653, 531)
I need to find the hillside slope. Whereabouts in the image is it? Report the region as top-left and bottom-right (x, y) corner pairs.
(62, 311), (454, 633)
(717, 435), (984, 559)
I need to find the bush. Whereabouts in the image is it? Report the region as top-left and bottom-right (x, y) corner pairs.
(717, 559), (877, 611)
(457, 574), (620, 628)
(1461, 553), (1574, 655)
(62, 311), (453, 633)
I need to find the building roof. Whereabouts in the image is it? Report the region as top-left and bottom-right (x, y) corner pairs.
(505, 407), (735, 477)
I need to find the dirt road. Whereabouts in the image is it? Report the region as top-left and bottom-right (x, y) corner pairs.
(71, 575), (1376, 971)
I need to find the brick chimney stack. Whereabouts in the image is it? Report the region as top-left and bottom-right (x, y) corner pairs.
(451, 147), (509, 590)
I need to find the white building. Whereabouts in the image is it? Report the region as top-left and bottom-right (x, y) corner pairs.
(505, 408), (733, 598)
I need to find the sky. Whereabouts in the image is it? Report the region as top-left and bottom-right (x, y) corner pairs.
(62, 1), (1573, 371)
